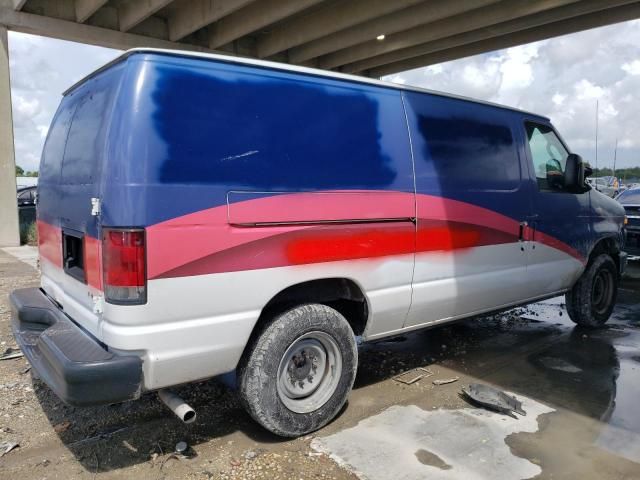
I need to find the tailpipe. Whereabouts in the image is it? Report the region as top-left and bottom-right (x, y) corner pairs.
(158, 389), (197, 424)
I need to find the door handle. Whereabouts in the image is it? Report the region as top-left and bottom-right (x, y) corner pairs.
(519, 221), (527, 241)
(519, 222), (528, 252)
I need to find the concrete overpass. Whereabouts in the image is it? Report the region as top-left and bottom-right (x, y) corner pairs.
(1, 0), (640, 245)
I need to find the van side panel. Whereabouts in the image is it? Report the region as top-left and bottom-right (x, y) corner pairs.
(100, 55), (416, 389)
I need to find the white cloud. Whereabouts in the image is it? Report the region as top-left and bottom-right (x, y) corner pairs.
(574, 79), (605, 100)
(622, 60), (640, 75)
(13, 95), (41, 117)
(37, 125), (49, 139)
(424, 64), (443, 75)
(499, 44), (539, 90)
(552, 93), (566, 106)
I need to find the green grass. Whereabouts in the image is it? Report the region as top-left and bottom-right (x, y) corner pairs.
(19, 208), (37, 245)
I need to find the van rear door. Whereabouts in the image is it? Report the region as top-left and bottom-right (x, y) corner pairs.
(37, 64), (124, 337)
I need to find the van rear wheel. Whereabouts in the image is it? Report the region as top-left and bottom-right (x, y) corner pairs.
(565, 253), (618, 328)
(238, 304), (357, 437)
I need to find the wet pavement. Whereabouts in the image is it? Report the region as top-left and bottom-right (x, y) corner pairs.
(0, 247), (639, 479)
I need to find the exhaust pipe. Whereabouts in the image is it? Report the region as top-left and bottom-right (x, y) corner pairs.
(158, 389), (197, 424)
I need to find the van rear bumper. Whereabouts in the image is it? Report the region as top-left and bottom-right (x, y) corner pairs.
(10, 288), (142, 406)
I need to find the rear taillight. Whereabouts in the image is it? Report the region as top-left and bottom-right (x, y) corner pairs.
(102, 228), (146, 305)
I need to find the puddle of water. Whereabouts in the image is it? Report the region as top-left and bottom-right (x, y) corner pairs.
(312, 397), (554, 480)
(595, 344), (640, 462)
(525, 293), (640, 463)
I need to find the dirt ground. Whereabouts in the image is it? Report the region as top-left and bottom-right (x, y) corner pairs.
(1, 248), (639, 479)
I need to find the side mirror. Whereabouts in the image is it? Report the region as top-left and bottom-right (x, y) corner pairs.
(584, 165), (593, 179)
(564, 153), (587, 192)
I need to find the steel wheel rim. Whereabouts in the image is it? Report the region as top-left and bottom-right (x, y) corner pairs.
(277, 331), (342, 414)
(592, 269), (613, 315)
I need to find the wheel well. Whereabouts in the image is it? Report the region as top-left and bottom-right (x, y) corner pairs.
(255, 278), (369, 338)
(589, 237), (620, 269)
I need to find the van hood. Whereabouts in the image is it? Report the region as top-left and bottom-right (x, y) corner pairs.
(591, 188), (625, 219)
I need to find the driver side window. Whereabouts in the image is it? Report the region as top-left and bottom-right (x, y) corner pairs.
(525, 122), (569, 193)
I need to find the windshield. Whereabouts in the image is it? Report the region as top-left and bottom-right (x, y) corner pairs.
(617, 190), (640, 203)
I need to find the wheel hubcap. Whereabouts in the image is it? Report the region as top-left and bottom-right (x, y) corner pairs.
(277, 332), (342, 414)
(591, 269), (613, 315)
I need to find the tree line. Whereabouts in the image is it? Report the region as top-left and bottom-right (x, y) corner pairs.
(15, 165), (38, 177)
(590, 166), (640, 180)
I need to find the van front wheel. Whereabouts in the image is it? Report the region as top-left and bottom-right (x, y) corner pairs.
(565, 253), (618, 328)
(238, 304), (357, 437)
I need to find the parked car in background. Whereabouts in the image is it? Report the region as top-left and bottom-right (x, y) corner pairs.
(17, 185), (37, 245)
(17, 186), (37, 208)
(592, 177), (620, 198)
(616, 187), (640, 253)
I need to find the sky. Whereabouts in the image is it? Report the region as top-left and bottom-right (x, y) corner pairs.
(8, 18), (640, 173)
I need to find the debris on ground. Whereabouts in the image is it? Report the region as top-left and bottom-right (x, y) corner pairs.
(0, 441), (19, 457)
(244, 449), (258, 460)
(122, 440), (138, 453)
(175, 441), (188, 455)
(433, 376), (460, 386)
(393, 368), (433, 385)
(461, 383), (526, 419)
(0, 347), (24, 361)
(53, 421), (72, 434)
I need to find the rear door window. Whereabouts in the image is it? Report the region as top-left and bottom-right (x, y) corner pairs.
(39, 102), (76, 181)
(60, 65), (123, 186)
(62, 89), (111, 185)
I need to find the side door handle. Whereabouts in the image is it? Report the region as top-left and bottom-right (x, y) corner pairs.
(519, 221), (527, 241)
(519, 221), (527, 251)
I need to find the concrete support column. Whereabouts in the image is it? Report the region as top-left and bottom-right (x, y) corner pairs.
(0, 24), (19, 246)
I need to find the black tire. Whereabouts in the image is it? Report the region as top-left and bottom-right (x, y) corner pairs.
(238, 304), (357, 437)
(565, 253), (618, 328)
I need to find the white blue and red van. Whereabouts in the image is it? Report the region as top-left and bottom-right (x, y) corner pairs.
(10, 49), (627, 437)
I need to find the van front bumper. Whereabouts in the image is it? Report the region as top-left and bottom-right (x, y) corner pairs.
(618, 251), (628, 276)
(10, 288), (142, 406)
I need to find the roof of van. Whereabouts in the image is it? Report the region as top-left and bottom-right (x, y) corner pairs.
(65, 48), (549, 120)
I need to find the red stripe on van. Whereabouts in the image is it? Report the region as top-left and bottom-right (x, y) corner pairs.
(146, 191), (585, 279)
(146, 190), (415, 279)
(37, 220), (62, 268)
(154, 220), (518, 278)
(37, 220), (104, 290)
(286, 225), (415, 265)
(534, 229), (585, 264)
